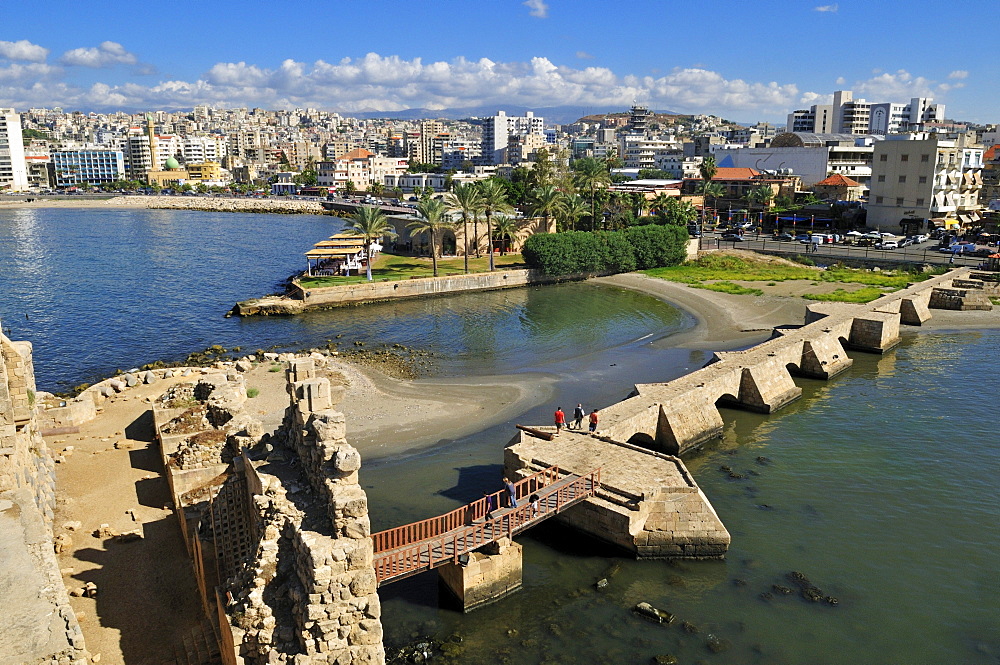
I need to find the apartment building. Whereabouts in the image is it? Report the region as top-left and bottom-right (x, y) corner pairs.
(51, 149), (125, 188)
(182, 135), (227, 164)
(787, 90), (945, 136)
(480, 111), (544, 165)
(866, 133), (983, 231)
(0, 108), (29, 191)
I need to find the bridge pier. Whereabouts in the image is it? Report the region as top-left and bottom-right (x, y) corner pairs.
(716, 363), (802, 414)
(438, 538), (523, 612)
(847, 312), (901, 353)
(797, 337), (853, 379)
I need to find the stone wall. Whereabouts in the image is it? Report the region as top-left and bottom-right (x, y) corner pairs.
(0, 331), (89, 665)
(155, 357), (384, 665)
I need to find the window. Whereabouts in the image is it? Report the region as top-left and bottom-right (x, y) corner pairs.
(921, 154), (929, 162)
(916, 198), (925, 206)
(879, 154), (888, 162)
(878, 175), (886, 182)
(896, 197), (904, 205)
(901, 154), (909, 162)
(919, 176), (927, 184)
(898, 176), (906, 183)
(875, 196), (884, 204)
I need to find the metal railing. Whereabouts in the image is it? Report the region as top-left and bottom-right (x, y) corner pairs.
(372, 466), (601, 585)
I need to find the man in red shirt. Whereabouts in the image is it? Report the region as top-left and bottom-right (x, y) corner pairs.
(554, 407), (566, 435)
(589, 409), (599, 433)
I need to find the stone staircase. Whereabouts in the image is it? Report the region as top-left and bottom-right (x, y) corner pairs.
(162, 618), (222, 665)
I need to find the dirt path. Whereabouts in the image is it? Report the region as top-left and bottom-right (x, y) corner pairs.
(50, 376), (204, 665)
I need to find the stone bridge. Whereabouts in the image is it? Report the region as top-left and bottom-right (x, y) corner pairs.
(507, 267), (991, 558)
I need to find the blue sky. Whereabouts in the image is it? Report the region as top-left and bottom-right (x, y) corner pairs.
(1, 0), (993, 123)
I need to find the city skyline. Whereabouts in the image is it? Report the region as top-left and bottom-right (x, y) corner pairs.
(1, 0), (994, 123)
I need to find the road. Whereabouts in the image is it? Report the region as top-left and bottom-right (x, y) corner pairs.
(699, 231), (991, 268)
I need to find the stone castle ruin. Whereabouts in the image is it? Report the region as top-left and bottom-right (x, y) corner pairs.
(0, 331), (89, 664)
(151, 357), (384, 665)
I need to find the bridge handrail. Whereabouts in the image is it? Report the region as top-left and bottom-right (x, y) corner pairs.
(373, 468), (600, 584)
(371, 465), (565, 553)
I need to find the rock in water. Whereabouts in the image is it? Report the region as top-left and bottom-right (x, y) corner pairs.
(634, 602), (674, 624)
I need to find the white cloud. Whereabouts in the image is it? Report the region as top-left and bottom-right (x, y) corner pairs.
(0, 40), (50, 63)
(576, 51), (594, 59)
(0, 52), (829, 118)
(60, 41), (138, 68)
(835, 76), (846, 85)
(523, 0), (549, 18)
(947, 70), (968, 80)
(814, 4), (838, 11)
(853, 69), (940, 99)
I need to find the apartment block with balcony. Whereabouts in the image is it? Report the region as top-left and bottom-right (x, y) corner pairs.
(0, 108), (29, 191)
(51, 149), (125, 188)
(866, 133), (983, 232)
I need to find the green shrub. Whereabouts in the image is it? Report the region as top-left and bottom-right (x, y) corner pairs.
(802, 287), (886, 303)
(247, 387), (260, 398)
(268, 364), (283, 372)
(523, 227), (687, 276)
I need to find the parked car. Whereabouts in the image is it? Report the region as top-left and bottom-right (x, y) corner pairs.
(795, 233), (812, 243)
(877, 240), (899, 250)
(720, 233), (744, 242)
(899, 237), (915, 247)
(775, 233), (795, 242)
(913, 234), (928, 244)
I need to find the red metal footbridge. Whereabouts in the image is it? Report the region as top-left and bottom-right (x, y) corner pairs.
(371, 466), (601, 585)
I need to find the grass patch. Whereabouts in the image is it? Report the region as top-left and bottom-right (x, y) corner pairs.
(643, 253), (945, 295)
(299, 252), (527, 288)
(246, 387), (260, 398)
(690, 281), (764, 296)
(802, 287), (887, 303)
(268, 364), (283, 372)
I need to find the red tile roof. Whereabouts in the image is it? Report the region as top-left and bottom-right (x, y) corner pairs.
(814, 173), (861, 187)
(712, 167), (760, 180)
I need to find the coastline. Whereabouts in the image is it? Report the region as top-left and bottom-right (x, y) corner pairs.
(0, 195), (328, 214)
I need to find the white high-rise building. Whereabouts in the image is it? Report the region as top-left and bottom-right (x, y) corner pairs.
(786, 91), (945, 136)
(0, 108), (29, 191)
(480, 111), (544, 165)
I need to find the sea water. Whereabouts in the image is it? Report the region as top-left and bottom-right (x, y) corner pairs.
(2, 207), (997, 663)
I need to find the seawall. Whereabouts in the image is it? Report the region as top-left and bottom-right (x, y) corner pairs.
(107, 195), (327, 215)
(233, 268), (600, 316)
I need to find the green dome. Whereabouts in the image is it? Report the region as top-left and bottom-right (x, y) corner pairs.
(164, 157), (180, 170)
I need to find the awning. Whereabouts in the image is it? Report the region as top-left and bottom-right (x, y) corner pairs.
(305, 249), (362, 258)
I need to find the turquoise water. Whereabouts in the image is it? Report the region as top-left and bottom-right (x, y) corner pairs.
(0, 207), (688, 391)
(2, 207), (998, 663)
(370, 332), (1000, 664)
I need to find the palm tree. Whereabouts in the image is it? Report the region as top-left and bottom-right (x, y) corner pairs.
(477, 179), (513, 271)
(344, 205), (396, 281)
(747, 184), (774, 211)
(407, 198), (453, 277)
(443, 183), (483, 274)
(343, 180), (357, 197)
(492, 214), (519, 255)
(572, 157), (611, 227)
(650, 192), (674, 222)
(556, 193), (589, 231)
(697, 181), (726, 226)
(370, 182), (385, 198)
(529, 184), (562, 232)
(698, 155), (718, 233)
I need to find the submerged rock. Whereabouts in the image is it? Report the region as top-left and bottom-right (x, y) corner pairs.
(634, 602), (674, 624)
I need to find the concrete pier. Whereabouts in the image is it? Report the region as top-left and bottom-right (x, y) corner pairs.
(438, 537), (523, 612)
(505, 435), (730, 558)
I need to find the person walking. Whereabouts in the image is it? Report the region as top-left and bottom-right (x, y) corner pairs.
(483, 490), (496, 520)
(589, 408), (599, 433)
(503, 476), (518, 508)
(554, 407), (566, 435)
(572, 403), (585, 430)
